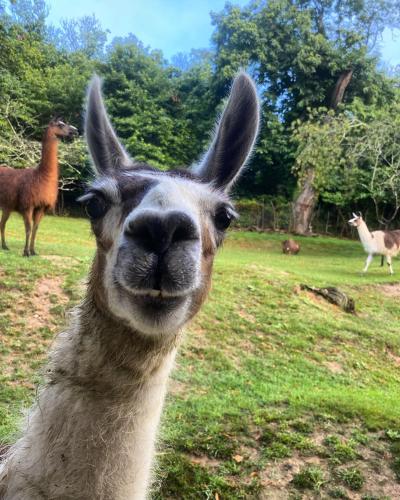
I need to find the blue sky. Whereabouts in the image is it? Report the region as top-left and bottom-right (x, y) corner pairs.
(47, 0), (400, 65)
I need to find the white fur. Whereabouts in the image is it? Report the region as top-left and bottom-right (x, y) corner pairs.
(349, 214), (400, 274)
(0, 316), (177, 500)
(100, 175), (223, 336)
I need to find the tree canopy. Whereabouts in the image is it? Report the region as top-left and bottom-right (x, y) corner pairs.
(0, 0), (399, 228)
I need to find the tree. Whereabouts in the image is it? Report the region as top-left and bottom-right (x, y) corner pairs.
(0, 19), (93, 136)
(107, 32), (149, 56)
(350, 101), (400, 225)
(49, 14), (109, 59)
(293, 96), (400, 227)
(7, 0), (48, 35)
(99, 44), (191, 167)
(211, 0), (398, 230)
(0, 15), (94, 193)
(171, 49), (212, 72)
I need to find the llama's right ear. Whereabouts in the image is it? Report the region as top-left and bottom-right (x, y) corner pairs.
(85, 75), (131, 176)
(192, 72), (260, 191)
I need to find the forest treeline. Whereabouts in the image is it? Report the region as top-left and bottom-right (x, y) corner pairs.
(0, 0), (400, 233)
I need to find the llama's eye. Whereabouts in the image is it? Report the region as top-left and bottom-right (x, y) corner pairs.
(85, 196), (108, 219)
(214, 206), (235, 231)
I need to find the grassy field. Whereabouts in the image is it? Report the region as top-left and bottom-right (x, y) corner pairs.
(1, 214), (400, 499)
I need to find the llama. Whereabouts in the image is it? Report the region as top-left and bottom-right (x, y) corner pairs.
(0, 119), (78, 256)
(0, 72), (260, 500)
(348, 212), (400, 274)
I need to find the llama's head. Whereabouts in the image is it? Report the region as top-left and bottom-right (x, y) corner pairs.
(48, 119), (78, 140)
(348, 212), (363, 227)
(81, 73), (260, 336)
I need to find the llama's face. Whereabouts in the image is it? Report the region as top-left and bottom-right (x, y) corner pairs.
(348, 213), (362, 227)
(81, 169), (236, 335)
(83, 73), (260, 336)
(49, 120), (78, 140)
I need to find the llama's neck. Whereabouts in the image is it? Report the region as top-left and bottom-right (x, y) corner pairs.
(37, 128), (59, 181)
(356, 220), (374, 251)
(0, 273), (179, 500)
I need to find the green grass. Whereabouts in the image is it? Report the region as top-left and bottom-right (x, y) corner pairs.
(292, 465), (326, 490)
(1, 213), (400, 498)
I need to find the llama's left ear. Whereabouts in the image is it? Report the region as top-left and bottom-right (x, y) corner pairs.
(85, 75), (131, 176)
(193, 72), (260, 191)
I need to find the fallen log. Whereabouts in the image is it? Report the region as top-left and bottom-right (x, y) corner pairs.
(300, 284), (355, 313)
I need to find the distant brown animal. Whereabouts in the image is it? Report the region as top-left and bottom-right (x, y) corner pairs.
(282, 239), (300, 254)
(0, 119), (78, 256)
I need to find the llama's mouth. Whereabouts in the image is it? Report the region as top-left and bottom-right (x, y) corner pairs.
(131, 289), (186, 299)
(115, 281), (188, 312)
(129, 290), (188, 321)
(133, 293), (186, 311)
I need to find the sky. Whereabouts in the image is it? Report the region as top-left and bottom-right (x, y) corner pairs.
(47, 0), (400, 65)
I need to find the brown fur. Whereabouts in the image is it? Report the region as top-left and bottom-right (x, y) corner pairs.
(384, 230), (400, 250)
(0, 120), (77, 256)
(282, 239), (300, 255)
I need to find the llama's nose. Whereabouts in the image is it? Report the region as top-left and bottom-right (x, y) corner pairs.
(125, 211), (199, 255)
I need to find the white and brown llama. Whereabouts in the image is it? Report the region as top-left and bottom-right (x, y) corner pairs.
(0, 72), (260, 499)
(348, 212), (400, 274)
(0, 119), (78, 256)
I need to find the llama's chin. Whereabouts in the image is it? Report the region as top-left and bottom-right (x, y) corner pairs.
(108, 283), (191, 336)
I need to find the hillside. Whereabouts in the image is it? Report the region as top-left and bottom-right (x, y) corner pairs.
(1, 215), (400, 498)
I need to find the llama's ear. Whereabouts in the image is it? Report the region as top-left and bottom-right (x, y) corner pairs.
(85, 75), (131, 176)
(192, 72), (260, 191)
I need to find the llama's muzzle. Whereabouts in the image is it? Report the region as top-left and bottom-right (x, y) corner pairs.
(114, 209), (201, 298)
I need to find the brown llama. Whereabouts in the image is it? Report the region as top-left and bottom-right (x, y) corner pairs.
(0, 119), (78, 256)
(0, 72), (260, 499)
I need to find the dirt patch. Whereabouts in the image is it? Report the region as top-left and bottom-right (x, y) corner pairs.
(12, 276), (69, 331)
(387, 349), (400, 367)
(258, 427), (400, 499)
(345, 457), (400, 499)
(1, 275), (68, 333)
(186, 453), (221, 468)
(260, 455), (324, 499)
(43, 254), (80, 269)
(0, 276), (69, 381)
(379, 282), (400, 298)
(237, 308), (257, 323)
(324, 361), (344, 374)
(168, 378), (187, 397)
(237, 444), (261, 463)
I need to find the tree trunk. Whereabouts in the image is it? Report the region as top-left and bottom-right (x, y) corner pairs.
(330, 69), (353, 110)
(291, 170), (317, 234)
(291, 69), (353, 234)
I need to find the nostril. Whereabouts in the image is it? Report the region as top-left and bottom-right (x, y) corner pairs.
(172, 226), (189, 243)
(125, 211), (199, 254)
(126, 219), (163, 253)
(171, 216), (199, 244)
(129, 223), (154, 249)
